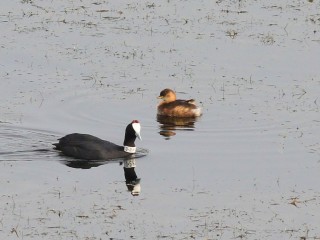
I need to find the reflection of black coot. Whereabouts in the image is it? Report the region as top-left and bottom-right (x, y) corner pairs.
(124, 166), (138, 182)
(123, 159), (141, 196)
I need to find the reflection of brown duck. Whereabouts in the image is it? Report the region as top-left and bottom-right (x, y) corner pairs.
(157, 115), (197, 139)
(157, 115), (197, 127)
(157, 89), (202, 117)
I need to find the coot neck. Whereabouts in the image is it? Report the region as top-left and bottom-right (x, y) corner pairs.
(123, 123), (137, 151)
(124, 145), (136, 153)
(123, 135), (136, 147)
(123, 136), (136, 153)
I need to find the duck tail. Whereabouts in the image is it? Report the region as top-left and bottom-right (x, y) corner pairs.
(186, 99), (196, 105)
(192, 107), (202, 117)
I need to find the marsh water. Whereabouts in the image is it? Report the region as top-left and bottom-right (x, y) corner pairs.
(1, 0), (320, 239)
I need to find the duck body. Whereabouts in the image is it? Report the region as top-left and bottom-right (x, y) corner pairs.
(53, 120), (141, 160)
(157, 89), (202, 117)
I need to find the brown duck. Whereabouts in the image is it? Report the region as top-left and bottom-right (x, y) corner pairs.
(157, 88), (202, 117)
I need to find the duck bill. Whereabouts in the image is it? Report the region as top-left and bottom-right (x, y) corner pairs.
(157, 96), (163, 99)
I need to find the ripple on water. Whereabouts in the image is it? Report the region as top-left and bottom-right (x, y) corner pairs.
(20, 86), (151, 135)
(0, 123), (148, 165)
(0, 124), (59, 161)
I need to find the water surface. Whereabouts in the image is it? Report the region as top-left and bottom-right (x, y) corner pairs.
(0, 0), (319, 239)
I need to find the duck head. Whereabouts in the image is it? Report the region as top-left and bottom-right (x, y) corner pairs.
(157, 88), (177, 102)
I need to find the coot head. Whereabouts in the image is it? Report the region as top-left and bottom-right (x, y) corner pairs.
(123, 120), (142, 149)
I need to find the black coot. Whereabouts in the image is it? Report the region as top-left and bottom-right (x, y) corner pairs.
(53, 120), (142, 160)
